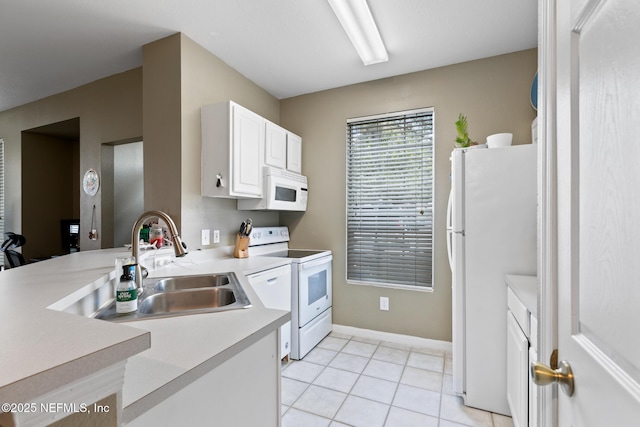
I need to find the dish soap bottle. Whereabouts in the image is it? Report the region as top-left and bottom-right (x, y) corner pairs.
(116, 264), (138, 314)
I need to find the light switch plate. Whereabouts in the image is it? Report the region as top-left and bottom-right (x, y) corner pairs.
(380, 297), (389, 311)
(213, 230), (220, 244)
(201, 229), (210, 245)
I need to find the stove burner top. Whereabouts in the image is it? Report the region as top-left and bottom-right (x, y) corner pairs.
(247, 226), (331, 262)
(266, 249), (329, 259)
(287, 249), (327, 258)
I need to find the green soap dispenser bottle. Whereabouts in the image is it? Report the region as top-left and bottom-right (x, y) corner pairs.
(116, 264), (138, 314)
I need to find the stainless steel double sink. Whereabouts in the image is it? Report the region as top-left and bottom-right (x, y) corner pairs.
(93, 273), (251, 322)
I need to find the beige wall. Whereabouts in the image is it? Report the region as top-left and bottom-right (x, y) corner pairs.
(142, 34), (183, 226)
(0, 32), (280, 261)
(0, 34), (535, 342)
(142, 33), (282, 248)
(280, 49), (538, 341)
(178, 33), (281, 247)
(0, 68), (142, 255)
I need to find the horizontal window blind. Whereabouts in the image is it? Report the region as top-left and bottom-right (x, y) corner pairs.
(346, 109), (434, 288)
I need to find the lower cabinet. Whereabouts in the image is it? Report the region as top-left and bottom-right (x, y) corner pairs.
(125, 331), (280, 427)
(506, 285), (538, 427)
(507, 311), (529, 427)
(246, 264), (292, 360)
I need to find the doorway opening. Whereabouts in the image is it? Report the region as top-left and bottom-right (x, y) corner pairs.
(21, 118), (80, 261)
(101, 139), (144, 248)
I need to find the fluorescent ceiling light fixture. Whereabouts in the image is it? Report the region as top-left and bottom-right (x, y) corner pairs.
(328, 0), (388, 65)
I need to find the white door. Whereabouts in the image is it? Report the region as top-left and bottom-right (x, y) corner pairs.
(542, 0), (640, 424)
(231, 103), (264, 197)
(297, 256), (332, 326)
(506, 311), (528, 427)
(247, 265), (292, 359)
(286, 131), (302, 173)
(264, 120), (287, 169)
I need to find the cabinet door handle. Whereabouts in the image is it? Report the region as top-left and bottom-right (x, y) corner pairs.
(530, 359), (575, 397)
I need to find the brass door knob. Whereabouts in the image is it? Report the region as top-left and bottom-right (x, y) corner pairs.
(531, 360), (575, 397)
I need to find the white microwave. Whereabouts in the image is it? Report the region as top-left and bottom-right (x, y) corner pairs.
(237, 167), (308, 211)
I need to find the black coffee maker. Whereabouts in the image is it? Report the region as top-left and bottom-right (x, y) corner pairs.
(60, 219), (80, 253)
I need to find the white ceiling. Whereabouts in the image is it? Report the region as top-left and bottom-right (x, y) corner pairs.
(0, 0), (537, 113)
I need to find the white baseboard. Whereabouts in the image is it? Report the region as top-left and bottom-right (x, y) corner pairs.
(332, 324), (452, 352)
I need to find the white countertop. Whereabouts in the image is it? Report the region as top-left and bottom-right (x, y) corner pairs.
(119, 253), (292, 422)
(0, 247), (291, 422)
(505, 274), (537, 318)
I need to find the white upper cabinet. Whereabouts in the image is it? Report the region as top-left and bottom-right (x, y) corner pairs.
(202, 101), (265, 198)
(286, 131), (302, 174)
(202, 101), (302, 199)
(264, 121), (288, 170)
(264, 120), (302, 174)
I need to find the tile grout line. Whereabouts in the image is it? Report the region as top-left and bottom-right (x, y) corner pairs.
(333, 336), (373, 425)
(282, 333), (491, 427)
(383, 340), (408, 427)
(346, 336), (399, 427)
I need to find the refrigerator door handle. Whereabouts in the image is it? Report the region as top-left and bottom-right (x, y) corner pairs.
(447, 229), (453, 271)
(446, 189), (453, 230)
(446, 190), (453, 270)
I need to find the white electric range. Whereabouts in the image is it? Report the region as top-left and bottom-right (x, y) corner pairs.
(249, 227), (332, 359)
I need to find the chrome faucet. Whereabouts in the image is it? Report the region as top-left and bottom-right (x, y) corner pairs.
(131, 210), (188, 288)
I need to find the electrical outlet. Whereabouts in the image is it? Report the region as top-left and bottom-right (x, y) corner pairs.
(213, 230), (220, 244)
(380, 297), (389, 311)
(201, 229), (210, 246)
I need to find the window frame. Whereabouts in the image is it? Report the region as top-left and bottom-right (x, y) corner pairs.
(344, 107), (435, 292)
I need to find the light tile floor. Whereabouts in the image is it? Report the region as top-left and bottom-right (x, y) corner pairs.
(281, 332), (515, 427)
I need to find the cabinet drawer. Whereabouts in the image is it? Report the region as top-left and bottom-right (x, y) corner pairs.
(508, 287), (530, 337)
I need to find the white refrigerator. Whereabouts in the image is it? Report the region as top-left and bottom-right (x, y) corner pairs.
(447, 144), (537, 415)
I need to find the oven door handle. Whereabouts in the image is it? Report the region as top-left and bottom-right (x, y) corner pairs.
(299, 255), (333, 270)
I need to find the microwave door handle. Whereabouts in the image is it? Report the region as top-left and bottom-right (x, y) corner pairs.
(299, 255), (333, 270)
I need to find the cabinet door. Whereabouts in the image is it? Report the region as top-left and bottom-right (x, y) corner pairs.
(231, 104), (264, 197)
(126, 331), (280, 427)
(286, 132), (302, 173)
(264, 121), (287, 169)
(507, 311), (529, 427)
(247, 265), (292, 359)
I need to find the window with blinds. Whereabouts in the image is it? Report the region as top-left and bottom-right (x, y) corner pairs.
(346, 108), (434, 289)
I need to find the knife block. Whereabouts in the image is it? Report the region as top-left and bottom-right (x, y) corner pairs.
(233, 234), (250, 258)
